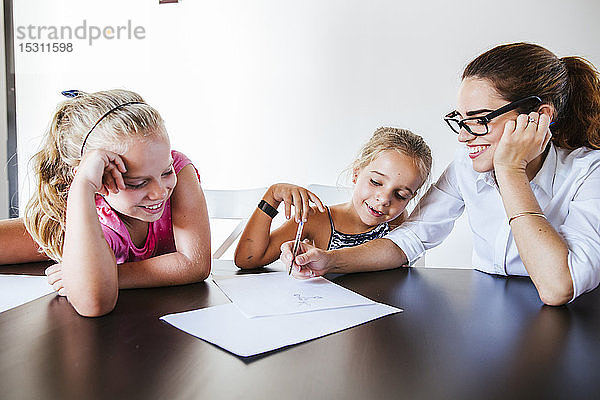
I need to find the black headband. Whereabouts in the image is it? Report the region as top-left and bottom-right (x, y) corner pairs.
(79, 101), (145, 157)
(61, 90), (146, 157)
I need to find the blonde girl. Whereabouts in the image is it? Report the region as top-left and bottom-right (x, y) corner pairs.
(234, 127), (432, 270)
(0, 89), (211, 316)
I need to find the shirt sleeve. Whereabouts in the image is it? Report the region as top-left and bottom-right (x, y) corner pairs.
(385, 161), (466, 265)
(172, 150), (201, 182)
(100, 224), (130, 264)
(560, 162), (600, 301)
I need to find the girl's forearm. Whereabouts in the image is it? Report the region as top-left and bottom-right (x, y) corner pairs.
(0, 218), (49, 264)
(62, 181), (119, 316)
(117, 249), (211, 289)
(234, 194), (279, 268)
(496, 168), (572, 305)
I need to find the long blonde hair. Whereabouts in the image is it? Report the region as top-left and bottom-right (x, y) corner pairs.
(24, 89), (167, 261)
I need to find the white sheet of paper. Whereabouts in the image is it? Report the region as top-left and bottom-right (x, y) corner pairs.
(161, 302), (401, 357)
(213, 272), (375, 318)
(0, 275), (54, 313)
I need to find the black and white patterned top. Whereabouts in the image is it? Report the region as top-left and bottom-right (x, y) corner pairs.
(325, 206), (390, 250)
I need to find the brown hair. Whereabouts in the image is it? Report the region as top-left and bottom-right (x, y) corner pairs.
(352, 127), (432, 193)
(24, 89), (167, 261)
(463, 42), (600, 150)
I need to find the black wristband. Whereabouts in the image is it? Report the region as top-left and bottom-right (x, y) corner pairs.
(258, 199), (278, 218)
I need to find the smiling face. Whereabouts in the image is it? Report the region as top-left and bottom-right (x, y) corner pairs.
(103, 135), (176, 226)
(455, 77), (520, 173)
(351, 150), (423, 229)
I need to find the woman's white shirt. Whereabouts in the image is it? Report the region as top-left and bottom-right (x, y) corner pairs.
(385, 143), (600, 301)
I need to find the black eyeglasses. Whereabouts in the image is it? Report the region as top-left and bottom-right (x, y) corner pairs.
(444, 95), (542, 136)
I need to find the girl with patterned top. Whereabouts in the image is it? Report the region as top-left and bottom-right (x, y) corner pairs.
(234, 127), (432, 269)
(0, 89), (211, 317)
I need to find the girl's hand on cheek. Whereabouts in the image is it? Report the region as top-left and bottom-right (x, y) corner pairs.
(73, 150), (127, 195)
(494, 112), (552, 173)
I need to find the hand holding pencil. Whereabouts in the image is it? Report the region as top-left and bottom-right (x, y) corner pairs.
(288, 220), (304, 275)
(281, 236), (329, 279)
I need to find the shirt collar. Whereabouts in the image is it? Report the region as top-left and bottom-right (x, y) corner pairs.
(530, 142), (557, 197)
(475, 171), (497, 192)
(473, 142), (558, 195)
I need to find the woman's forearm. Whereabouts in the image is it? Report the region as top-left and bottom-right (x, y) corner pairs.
(496, 168), (572, 305)
(327, 238), (408, 274)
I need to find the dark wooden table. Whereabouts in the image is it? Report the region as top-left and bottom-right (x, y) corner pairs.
(1, 260), (599, 400)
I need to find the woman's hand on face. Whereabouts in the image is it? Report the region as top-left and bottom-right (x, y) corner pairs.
(280, 240), (330, 279)
(268, 183), (325, 223)
(494, 112), (552, 172)
(74, 150), (127, 196)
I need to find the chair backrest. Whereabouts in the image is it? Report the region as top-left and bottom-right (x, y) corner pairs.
(204, 188), (268, 220)
(306, 184), (353, 206)
(204, 187), (268, 259)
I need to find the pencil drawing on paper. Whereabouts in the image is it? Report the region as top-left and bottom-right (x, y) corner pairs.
(292, 291), (324, 307)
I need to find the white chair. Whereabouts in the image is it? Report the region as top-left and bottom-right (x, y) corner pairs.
(204, 187), (267, 259)
(306, 184), (353, 205)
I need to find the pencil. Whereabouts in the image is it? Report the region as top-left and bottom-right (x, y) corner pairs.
(289, 220), (304, 275)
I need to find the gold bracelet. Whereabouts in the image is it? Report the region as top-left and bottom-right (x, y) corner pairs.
(508, 212), (546, 225)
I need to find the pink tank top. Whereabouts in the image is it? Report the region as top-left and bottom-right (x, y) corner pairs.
(95, 150), (200, 264)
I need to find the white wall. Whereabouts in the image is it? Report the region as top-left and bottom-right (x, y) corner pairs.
(11, 0), (600, 267)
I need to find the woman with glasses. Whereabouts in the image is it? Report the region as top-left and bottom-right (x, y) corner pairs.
(281, 42), (600, 305)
